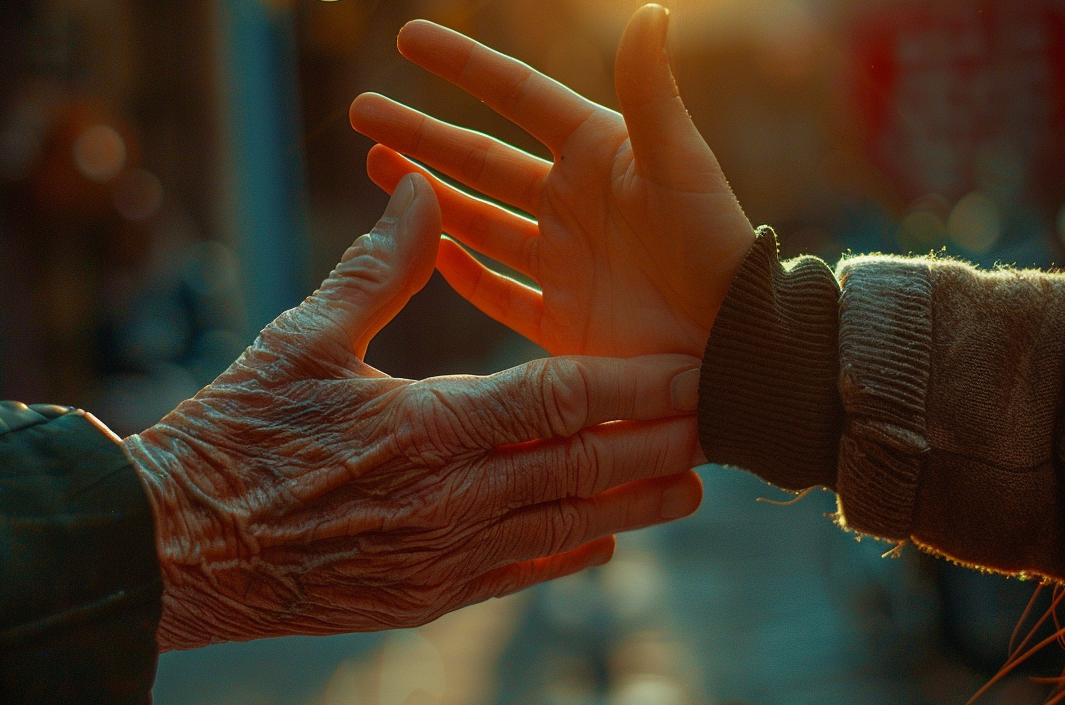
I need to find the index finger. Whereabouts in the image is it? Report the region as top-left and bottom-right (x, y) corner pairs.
(397, 19), (600, 155)
(420, 354), (702, 447)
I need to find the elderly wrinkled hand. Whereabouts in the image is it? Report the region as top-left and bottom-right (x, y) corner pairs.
(349, 4), (756, 360)
(122, 174), (702, 652)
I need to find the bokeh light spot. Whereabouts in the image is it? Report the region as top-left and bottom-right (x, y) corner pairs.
(612, 675), (687, 705)
(114, 168), (165, 220)
(378, 631), (445, 705)
(73, 124), (126, 182)
(947, 191), (1001, 254)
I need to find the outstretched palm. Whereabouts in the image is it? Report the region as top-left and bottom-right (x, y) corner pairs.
(350, 4), (755, 358)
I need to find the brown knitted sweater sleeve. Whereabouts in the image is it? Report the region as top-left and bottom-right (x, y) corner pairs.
(699, 226), (1065, 583)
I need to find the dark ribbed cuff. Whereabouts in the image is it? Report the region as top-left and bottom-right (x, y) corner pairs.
(698, 226), (843, 491)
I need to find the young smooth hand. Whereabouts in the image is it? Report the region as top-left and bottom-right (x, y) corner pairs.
(349, 4), (756, 359)
(123, 175), (702, 651)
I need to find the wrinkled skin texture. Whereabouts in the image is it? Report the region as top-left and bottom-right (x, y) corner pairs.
(124, 175), (703, 651)
(349, 4), (757, 360)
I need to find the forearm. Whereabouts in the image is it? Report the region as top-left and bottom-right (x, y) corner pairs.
(699, 228), (1065, 582)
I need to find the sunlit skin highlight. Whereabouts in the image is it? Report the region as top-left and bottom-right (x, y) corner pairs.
(349, 4), (757, 362)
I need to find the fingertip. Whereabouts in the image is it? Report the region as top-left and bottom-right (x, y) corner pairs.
(621, 3), (670, 60)
(397, 19), (446, 61)
(367, 146), (436, 198)
(349, 92), (384, 131)
(405, 170), (432, 196)
(661, 470), (702, 520)
(689, 467), (704, 495)
(588, 535), (617, 567)
(397, 19), (430, 46)
(684, 472), (705, 516)
(402, 172), (442, 243)
(365, 144), (399, 191)
(396, 20), (416, 54)
(638, 3), (671, 33)
(366, 142), (391, 161)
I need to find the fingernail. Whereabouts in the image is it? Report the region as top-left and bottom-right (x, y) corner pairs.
(661, 482), (697, 520)
(670, 367), (700, 412)
(383, 174), (417, 219)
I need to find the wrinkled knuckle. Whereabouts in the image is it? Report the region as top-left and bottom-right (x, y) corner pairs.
(333, 235), (397, 291)
(551, 501), (586, 554)
(341, 232), (374, 262)
(394, 384), (448, 463)
(568, 434), (602, 497)
(540, 358), (590, 437)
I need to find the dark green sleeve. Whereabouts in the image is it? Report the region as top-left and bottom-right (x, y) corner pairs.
(0, 402), (163, 705)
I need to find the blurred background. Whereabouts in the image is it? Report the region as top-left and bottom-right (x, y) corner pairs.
(2, 0), (1065, 702)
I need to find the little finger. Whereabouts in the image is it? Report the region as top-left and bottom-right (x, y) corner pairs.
(463, 536), (616, 604)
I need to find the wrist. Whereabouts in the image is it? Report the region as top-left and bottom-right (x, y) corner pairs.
(123, 422), (224, 652)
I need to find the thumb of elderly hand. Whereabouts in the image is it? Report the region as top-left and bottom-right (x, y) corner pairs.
(298, 172), (440, 363)
(124, 173), (702, 652)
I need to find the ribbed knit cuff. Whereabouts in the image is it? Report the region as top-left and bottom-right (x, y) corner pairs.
(833, 256), (931, 542)
(698, 226), (843, 491)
